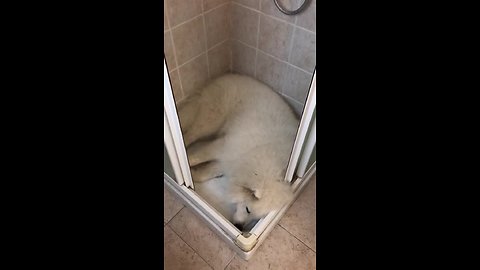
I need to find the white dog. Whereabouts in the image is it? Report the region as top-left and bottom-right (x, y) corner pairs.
(178, 74), (299, 230)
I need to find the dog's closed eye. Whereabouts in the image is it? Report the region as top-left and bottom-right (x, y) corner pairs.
(246, 206), (250, 214)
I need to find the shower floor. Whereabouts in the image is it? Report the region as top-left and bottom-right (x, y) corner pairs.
(164, 173), (316, 269)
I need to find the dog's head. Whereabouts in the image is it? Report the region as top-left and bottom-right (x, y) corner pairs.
(227, 173), (293, 231)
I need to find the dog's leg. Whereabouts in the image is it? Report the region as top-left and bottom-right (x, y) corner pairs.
(181, 100), (227, 147)
(191, 161), (224, 183)
(187, 137), (225, 166)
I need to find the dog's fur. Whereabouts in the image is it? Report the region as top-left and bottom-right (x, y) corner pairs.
(177, 74), (299, 230)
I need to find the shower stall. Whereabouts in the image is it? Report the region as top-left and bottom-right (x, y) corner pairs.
(164, 0), (316, 260)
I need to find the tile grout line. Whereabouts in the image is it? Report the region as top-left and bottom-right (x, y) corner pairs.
(169, 2), (230, 33)
(164, 1), (184, 99)
(169, 31), (185, 99)
(282, 93), (305, 109)
(201, 13), (211, 79)
(277, 223), (317, 254)
(166, 223), (214, 270)
(223, 253), (236, 270)
(165, 203), (185, 225)
(253, 1), (262, 78)
(234, 38), (314, 75)
(283, 20), (298, 95)
(204, 1), (230, 15)
(169, 38), (231, 75)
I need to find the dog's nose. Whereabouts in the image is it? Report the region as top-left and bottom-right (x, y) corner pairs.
(233, 223), (244, 231)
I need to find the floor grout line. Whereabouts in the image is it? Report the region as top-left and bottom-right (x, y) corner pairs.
(164, 190), (185, 225)
(278, 223), (316, 254)
(223, 252), (236, 270)
(167, 223), (214, 270)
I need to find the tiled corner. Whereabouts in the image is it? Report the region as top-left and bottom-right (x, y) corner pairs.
(208, 41), (231, 79)
(169, 207), (236, 270)
(171, 16), (206, 66)
(178, 53), (209, 96)
(258, 14), (294, 61)
(164, 31), (176, 70)
(283, 65), (313, 103)
(164, 226), (213, 270)
(168, 69), (183, 101)
(232, 40), (256, 77)
(255, 51), (288, 93)
(296, 0), (316, 32)
(225, 225), (316, 269)
(279, 175), (317, 251)
(260, 0), (297, 23)
(203, 0), (229, 12)
(231, 3), (260, 47)
(289, 27), (316, 72)
(233, 0), (260, 10)
(205, 3), (231, 49)
(164, 187), (184, 224)
(166, 0), (203, 28)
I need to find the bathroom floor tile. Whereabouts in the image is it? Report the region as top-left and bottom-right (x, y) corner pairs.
(168, 207), (236, 270)
(164, 225), (213, 270)
(225, 225), (316, 270)
(164, 186), (185, 224)
(279, 174), (316, 251)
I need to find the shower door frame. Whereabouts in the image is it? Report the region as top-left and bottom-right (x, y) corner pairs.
(163, 59), (316, 260)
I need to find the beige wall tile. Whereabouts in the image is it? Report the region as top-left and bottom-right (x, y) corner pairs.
(208, 41), (231, 79)
(164, 31), (176, 70)
(283, 65), (312, 103)
(232, 40), (256, 77)
(225, 225), (316, 270)
(231, 3), (260, 47)
(168, 69), (183, 102)
(205, 4), (231, 49)
(255, 51), (287, 93)
(166, 0), (203, 28)
(203, 0), (229, 11)
(296, 0), (316, 32)
(164, 0), (169, 30)
(171, 16), (206, 66)
(169, 207), (235, 270)
(258, 14), (294, 61)
(178, 54), (209, 97)
(289, 27), (316, 72)
(260, 0), (298, 23)
(164, 226), (212, 270)
(233, 0), (260, 10)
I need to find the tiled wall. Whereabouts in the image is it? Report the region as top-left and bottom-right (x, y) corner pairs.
(230, 0), (316, 115)
(164, 0), (232, 102)
(164, 0), (316, 115)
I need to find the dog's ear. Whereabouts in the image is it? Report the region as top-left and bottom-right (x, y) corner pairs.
(251, 189), (263, 199)
(242, 186), (263, 199)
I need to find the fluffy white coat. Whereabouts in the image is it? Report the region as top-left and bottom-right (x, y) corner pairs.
(178, 74), (299, 230)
